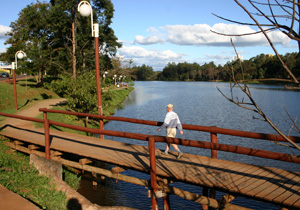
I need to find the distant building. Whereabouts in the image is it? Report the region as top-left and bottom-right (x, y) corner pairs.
(0, 61), (9, 66)
(0, 61), (12, 73)
(233, 55), (243, 62)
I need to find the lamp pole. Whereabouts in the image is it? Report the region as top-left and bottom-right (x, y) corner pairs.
(119, 75), (123, 87)
(12, 50), (26, 110)
(113, 74), (117, 88)
(78, 1), (103, 138)
(103, 71), (108, 84)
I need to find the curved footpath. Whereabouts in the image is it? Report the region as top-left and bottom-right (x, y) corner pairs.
(1, 98), (136, 210)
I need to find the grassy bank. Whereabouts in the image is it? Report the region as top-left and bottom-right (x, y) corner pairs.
(0, 136), (80, 209)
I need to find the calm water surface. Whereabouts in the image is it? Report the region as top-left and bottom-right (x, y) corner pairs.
(78, 81), (300, 210)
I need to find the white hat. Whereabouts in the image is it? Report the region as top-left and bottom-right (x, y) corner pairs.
(167, 104), (173, 108)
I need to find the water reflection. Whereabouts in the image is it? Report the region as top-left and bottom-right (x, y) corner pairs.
(80, 81), (300, 210)
(123, 82), (163, 107)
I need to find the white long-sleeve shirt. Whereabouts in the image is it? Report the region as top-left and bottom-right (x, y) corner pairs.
(160, 111), (183, 131)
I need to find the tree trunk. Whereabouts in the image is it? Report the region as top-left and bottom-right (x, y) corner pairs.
(72, 21), (77, 79)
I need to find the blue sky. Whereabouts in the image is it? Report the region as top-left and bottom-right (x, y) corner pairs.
(0, 0), (298, 70)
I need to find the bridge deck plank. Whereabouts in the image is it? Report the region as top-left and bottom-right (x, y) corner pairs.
(1, 125), (300, 209)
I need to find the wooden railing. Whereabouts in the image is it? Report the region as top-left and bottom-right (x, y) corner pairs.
(39, 108), (300, 162)
(1, 108), (300, 163)
(1, 109), (300, 210)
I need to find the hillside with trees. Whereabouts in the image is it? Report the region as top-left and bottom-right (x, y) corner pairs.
(127, 52), (300, 82)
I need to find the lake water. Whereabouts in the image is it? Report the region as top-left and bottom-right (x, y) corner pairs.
(78, 81), (300, 209)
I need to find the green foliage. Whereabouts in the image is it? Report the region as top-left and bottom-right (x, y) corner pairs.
(45, 74), (134, 117)
(155, 53), (300, 82)
(3, 0), (121, 79)
(0, 137), (69, 209)
(46, 72), (99, 114)
(135, 64), (156, 81)
(63, 166), (81, 190)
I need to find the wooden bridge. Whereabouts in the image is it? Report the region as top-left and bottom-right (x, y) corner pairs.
(0, 108), (300, 210)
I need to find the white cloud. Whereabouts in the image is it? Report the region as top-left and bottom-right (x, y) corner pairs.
(118, 23), (293, 71)
(201, 54), (232, 64)
(134, 35), (165, 45)
(146, 27), (158, 33)
(0, 25), (11, 39)
(118, 46), (186, 70)
(133, 23), (291, 47)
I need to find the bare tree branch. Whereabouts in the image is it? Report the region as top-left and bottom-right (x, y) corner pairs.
(235, 0), (299, 84)
(212, 13), (272, 26)
(217, 40), (300, 153)
(210, 27), (277, 37)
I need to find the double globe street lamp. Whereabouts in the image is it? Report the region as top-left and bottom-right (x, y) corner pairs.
(12, 50), (26, 110)
(78, 1), (104, 137)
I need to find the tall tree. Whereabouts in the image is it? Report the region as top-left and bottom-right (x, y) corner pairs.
(4, 0), (121, 80)
(5, 2), (53, 82)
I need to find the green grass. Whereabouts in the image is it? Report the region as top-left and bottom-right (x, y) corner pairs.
(104, 87), (134, 116)
(0, 136), (81, 209)
(33, 105), (91, 135)
(0, 78), (60, 122)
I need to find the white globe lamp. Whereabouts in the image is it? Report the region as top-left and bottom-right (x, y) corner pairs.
(78, 3), (91, 17)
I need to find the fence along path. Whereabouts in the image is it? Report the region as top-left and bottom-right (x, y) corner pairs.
(1, 122), (300, 208)
(1, 120), (300, 209)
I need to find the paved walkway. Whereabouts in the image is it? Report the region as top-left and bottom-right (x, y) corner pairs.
(0, 185), (41, 210)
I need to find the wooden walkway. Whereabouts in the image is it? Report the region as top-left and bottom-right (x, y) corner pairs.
(1, 124), (300, 209)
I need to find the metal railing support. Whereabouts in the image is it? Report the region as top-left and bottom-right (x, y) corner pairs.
(43, 112), (50, 159)
(148, 137), (158, 210)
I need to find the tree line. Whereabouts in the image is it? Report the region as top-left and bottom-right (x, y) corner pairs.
(132, 53), (300, 82)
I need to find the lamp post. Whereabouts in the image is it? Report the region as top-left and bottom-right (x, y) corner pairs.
(103, 71), (108, 84)
(113, 74), (117, 88)
(119, 75), (122, 87)
(78, 1), (103, 137)
(12, 50), (26, 110)
(123, 76), (126, 86)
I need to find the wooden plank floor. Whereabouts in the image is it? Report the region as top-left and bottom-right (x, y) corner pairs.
(1, 125), (300, 209)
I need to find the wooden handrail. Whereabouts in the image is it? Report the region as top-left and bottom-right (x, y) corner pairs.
(0, 110), (299, 163)
(1, 109), (299, 210)
(39, 108), (300, 143)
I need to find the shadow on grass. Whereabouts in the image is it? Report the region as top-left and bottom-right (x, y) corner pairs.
(18, 98), (39, 109)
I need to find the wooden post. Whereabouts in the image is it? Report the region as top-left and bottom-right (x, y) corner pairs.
(163, 194), (170, 210)
(43, 112), (50, 159)
(148, 137), (158, 210)
(210, 131), (217, 159)
(209, 130), (217, 209)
